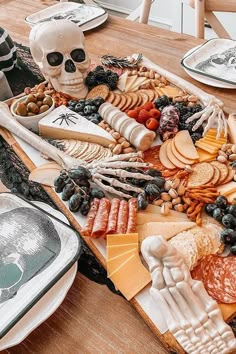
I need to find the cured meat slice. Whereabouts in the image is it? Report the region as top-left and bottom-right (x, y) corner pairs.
(91, 198), (111, 238)
(106, 198), (120, 235)
(191, 255), (236, 304)
(116, 200), (129, 234)
(81, 198), (100, 236)
(126, 198), (138, 233)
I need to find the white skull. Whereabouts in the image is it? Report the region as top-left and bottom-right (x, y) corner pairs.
(29, 20), (91, 99)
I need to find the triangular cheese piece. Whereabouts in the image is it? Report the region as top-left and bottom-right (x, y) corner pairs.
(137, 221), (196, 242)
(117, 71), (129, 91)
(130, 77), (148, 91)
(197, 148), (217, 162)
(107, 243), (139, 259)
(106, 249), (137, 275)
(125, 75), (138, 92)
(39, 106), (116, 147)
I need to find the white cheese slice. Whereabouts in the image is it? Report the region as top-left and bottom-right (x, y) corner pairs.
(39, 106), (116, 147)
(137, 221), (196, 242)
(131, 77), (149, 91)
(125, 75), (138, 92)
(117, 71), (129, 91)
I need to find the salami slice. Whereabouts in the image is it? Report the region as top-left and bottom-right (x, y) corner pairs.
(91, 198), (111, 238)
(126, 198), (138, 233)
(106, 198), (120, 235)
(81, 198), (100, 237)
(191, 255), (236, 304)
(116, 200), (129, 234)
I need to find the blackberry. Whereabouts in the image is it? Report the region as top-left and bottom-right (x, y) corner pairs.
(154, 95), (170, 109)
(190, 104), (203, 114)
(85, 75), (98, 89)
(95, 65), (105, 72)
(180, 112), (193, 122)
(106, 73), (119, 90)
(174, 103), (189, 118)
(191, 132), (202, 143)
(178, 122), (188, 131)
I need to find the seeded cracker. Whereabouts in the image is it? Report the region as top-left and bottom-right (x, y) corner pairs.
(86, 84), (110, 100)
(187, 162), (214, 187)
(210, 160), (229, 184)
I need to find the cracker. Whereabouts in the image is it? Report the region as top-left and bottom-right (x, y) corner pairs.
(138, 91), (149, 105)
(127, 92), (139, 109)
(210, 161), (229, 184)
(117, 94), (127, 110)
(86, 84), (110, 100)
(187, 162), (214, 187)
(112, 93), (122, 107)
(138, 89), (155, 102)
(121, 94), (133, 111)
(106, 91), (115, 103)
(210, 166), (221, 185)
(220, 166), (235, 185)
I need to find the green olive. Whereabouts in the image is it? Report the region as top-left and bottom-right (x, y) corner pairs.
(24, 94), (37, 104)
(43, 96), (53, 107)
(36, 92), (45, 101)
(36, 101), (43, 108)
(16, 102), (27, 116)
(27, 102), (40, 114)
(39, 104), (50, 113)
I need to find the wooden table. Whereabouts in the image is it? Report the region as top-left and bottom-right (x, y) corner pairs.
(0, 1), (235, 353)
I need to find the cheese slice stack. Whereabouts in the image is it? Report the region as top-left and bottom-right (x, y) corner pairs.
(39, 106), (116, 147)
(106, 233), (151, 300)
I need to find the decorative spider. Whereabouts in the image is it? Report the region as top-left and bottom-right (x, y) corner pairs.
(52, 112), (78, 126)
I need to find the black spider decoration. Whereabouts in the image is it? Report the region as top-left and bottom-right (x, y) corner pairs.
(52, 112), (78, 126)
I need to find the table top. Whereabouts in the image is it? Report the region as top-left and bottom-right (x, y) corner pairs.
(0, 1), (235, 353)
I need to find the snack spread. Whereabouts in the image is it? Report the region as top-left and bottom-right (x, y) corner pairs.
(2, 51), (236, 354)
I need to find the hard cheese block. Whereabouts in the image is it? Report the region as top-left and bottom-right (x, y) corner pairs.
(106, 249), (137, 275)
(137, 221), (196, 242)
(39, 105), (116, 147)
(106, 233), (139, 246)
(108, 254), (151, 300)
(107, 243), (139, 259)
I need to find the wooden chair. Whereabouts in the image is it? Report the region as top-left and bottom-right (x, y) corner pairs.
(189, 0), (236, 39)
(127, 0), (155, 24)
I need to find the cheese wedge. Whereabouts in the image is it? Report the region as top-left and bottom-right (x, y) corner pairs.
(117, 71), (129, 91)
(137, 221), (196, 242)
(108, 254), (151, 300)
(107, 233), (138, 246)
(39, 106), (116, 147)
(107, 243), (139, 259)
(130, 77), (148, 91)
(197, 148), (217, 162)
(106, 249), (137, 275)
(217, 182), (236, 196)
(125, 75), (138, 92)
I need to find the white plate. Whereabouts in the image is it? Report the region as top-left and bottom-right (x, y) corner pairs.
(0, 201), (77, 351)
(25, 2), (108, 32)
(181, 39), (236, 89)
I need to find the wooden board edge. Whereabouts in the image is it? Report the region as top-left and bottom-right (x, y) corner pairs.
(0, 129), (235, 354)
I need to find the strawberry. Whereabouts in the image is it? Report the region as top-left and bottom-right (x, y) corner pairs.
(143, 102), (155, 111)
(136, 109), (151, 124)
(127, 109), (139, 119)
(149, 108), (161, 119)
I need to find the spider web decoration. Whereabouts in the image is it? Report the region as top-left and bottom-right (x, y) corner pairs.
(52, 112), (78, 126)
(100, 53), (143, 69)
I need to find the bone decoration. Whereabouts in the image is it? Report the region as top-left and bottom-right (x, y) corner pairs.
(29, 20), (90, 99)
(141, 236), (236, 354)
(135, 55), (227, 139)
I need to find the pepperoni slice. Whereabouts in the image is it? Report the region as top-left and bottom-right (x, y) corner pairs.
(126, 198), (138, 233)
(91, 198), (111, 238)
(116, 200), (129, 234)
(81, 198), (100, 237)
(106, 198), (120, 235)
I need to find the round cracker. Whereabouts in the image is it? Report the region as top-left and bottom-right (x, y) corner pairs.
(87, 84), (110, 100)
(137, 91), (149, 105)
(121, 94), (133, 111)
(112, 93), (122, 107)
(187, 162), (214, 187)
(210, 166), (221, 185)
(210, 161), (229, 184)
(116, 94), (127, 110)
(106, 91), (115, 103)
(127, 92), (139, 109)
(138, 89), (155, 102)
(220, 167), (235, 185)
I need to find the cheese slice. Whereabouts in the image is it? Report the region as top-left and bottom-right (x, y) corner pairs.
(138, 204), (189, 220)
(107, 233), (138, 246)
(137, 221), (196, 242)
(39, 106), (116, 147)
(227, 191), (236, 204)
(125, 75), (138, 92)
(108, 254), (151, 300)
(130, 77), (148, 91)
(160, 85), (182, 98)
(196, 138), (226, 147)
(107, 243), (139, 259)
(195, 141), (218, 154)
(197, 148), (217, 162)
(117, 71), (129, 91)
(201, 136), (226, 143)
(106, 249), (137, 275)
(217, 182), (236, 196)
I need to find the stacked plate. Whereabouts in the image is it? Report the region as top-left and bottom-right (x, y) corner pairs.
(181, 38), (236, 89)
(0, 193), (82, 350)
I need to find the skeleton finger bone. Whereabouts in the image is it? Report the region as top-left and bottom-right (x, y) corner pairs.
(86, 151), (143, 167)
(91, 167), (154, 181)
(93, 173), (143, 193)
(192, 106), (214, 131)
(90, 161), (151, 169)
(93, 177), (132, 199)
(202, 106), (218, 136)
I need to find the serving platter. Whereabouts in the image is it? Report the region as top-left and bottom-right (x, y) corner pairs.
(181, 38), (236, 86)
(25, 2), (108, 32)
(1, 54), (236, 353)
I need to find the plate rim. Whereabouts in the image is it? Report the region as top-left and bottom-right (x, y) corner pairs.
(181, 37), (236, 86)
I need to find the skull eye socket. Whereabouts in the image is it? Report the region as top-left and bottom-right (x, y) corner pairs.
(47, 52), (63, 66)
(70, 49), (86, 63)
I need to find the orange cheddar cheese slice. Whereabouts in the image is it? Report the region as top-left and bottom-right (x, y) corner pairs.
(106, 233), (138, 246)
(107, 243), (139, 259)
(106, 249), (137, 275)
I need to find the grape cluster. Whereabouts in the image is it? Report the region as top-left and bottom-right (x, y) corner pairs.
(205, 195), (236, 255)
(85, 66), (119, 90)
(67, 97), (104, 125)
(136, 169), (165, 210)
(54, 166), (105, 215)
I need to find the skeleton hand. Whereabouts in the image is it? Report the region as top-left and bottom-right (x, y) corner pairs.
(141, 236), (236, 354)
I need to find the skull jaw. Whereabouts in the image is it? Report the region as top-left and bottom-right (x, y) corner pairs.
(50, 77), (88, 99)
